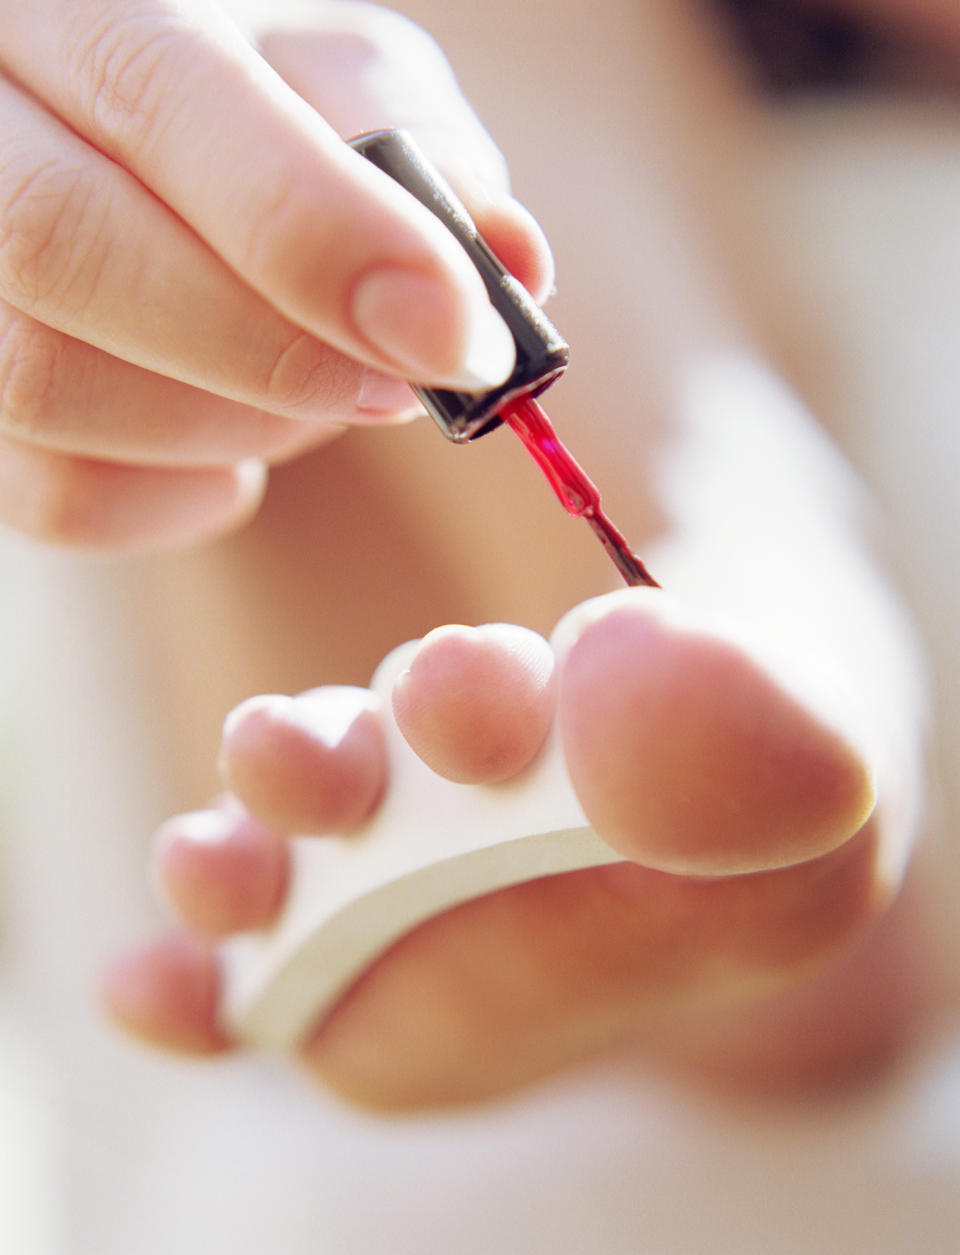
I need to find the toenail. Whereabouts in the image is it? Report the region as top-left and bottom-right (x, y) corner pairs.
(550, 588), (662, 662)
(222, 689), (380, 753)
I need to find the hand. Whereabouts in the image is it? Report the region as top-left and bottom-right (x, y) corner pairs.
(0, 0), (552, 550)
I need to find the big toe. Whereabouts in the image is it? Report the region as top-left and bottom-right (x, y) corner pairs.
(555, 590), (876, 876)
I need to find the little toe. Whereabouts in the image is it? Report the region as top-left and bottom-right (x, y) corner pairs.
(555, 590), (877, 876)
(218, 686), (386, 834)
(391, 623), (556, 783)
(99, 932), (230, 1056)
(152, 802), (288, 938)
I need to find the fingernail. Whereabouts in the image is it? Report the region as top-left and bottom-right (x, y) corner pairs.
(350, 267), (515, 391)
(355, 368), (421, 417)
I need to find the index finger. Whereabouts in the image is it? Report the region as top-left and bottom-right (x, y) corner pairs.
(2, 0), (516, 391)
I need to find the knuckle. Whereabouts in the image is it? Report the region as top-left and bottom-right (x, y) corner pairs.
(0, 157), (104, 313)
(0, 310), (61, 440)
(241, 169), (314, 279)
(69, 8), (184, 153)
(261, 331), (349, 417)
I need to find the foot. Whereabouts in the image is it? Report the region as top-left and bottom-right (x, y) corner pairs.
(100, 589), (932, 1109)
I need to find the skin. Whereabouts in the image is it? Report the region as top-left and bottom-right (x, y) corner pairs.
(105, 578), (927, 1109)
(2, 0), (955, 1108)
(0, 0), (554, 549)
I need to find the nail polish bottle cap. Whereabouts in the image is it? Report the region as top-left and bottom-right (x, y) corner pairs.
(351, 130), (569, 442)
